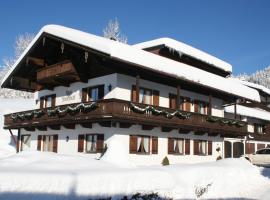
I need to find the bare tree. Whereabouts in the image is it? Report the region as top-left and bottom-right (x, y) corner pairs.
(103, 18), (128, 44)
(0, 33), (35, 98)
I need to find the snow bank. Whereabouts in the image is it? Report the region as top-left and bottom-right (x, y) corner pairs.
(133, 37), (232, 73)
(100, 137), (133, 168)
(2, 25), (260, 102)
(0, 98), (34, 158)
(0, 151), (269, 199)
(225, 104), (270, 121)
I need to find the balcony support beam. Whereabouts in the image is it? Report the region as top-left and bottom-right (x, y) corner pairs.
(209, 94), (212, 116)
(136, 75), (140, 103)
(176, 85), (180, 109)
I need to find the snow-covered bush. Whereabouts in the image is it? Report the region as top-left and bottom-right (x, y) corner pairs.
(161, 156), (170, 166)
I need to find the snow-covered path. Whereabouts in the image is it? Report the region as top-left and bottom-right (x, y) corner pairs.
(0, 151), (269, 200)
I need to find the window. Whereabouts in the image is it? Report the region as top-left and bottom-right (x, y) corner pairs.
(180, 97), (191, 112)
(86, 134), (97, 153)
(77, 134), (104, 153)
(194, 100), (209, 115)
(40, 94), (56, 108)
(82, 85), (104, 102)
(21, 135), (31, 151)
(172, 138), (184, 154)
(129, 135), (156, 154)
(139, 88), (152, 104)
(37, 135), (58, 153)
(194, 140), (208, 155)
(137, 136), (150, 153)
(254, 124), (265, 134)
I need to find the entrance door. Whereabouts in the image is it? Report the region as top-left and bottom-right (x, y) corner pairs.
(21, 135), (31, 151)
(224, 141), (232, 158)
(233, 142), (244, 158)
(43, 135), (54, 152)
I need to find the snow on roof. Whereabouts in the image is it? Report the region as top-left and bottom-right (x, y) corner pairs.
(225, 104), (270, 121)
(133, 38), (232, 73)
(1, 24), (260, 102)
(231, 78), (270, 96)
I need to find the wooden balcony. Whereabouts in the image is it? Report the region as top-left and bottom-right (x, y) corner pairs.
(36, 60), (80, 87)
(4, 99), (248, 137)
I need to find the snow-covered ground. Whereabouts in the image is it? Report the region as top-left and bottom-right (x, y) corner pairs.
(0, 151), (269, 200)
(0, 98), (270, 200)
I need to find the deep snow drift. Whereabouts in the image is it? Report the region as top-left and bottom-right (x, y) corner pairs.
(0, 151), (269, 200)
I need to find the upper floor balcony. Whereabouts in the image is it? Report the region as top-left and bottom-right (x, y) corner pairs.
(4, 99), (248, 138)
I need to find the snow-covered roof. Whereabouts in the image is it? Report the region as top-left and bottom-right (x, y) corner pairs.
(1, 24), (260, 102)
(225, 105), (270, 121)
(133, 38), (232, 73)
(233, 78), (270, 96)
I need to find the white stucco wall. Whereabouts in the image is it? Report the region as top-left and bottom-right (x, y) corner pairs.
(20, 123), (223, 166)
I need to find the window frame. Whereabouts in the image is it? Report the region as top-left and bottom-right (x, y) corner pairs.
(40, 94), (56, 108)
(136, 135), (151, 154)
(171, 138), (185, 155)
(85, 134), (98, 153)
(138, 87), (153, 105)
(20, 134), (31, 151)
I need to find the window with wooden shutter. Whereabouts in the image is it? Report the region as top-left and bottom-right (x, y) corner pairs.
(152, 136), (158, 154)
(185, 139), (190, 155)
(78, 134), (85, 152)
(129, 135), (137, 154)
(53, 135), (58, 153)
(168, 138), (174, 154)
(153, 90), (159, 106)
(131, 85), (137, 102)
(169, 93), (177, 109)
(185, 97), (191, 111)
(208, 141), (212, 155)
(37, 135), (42, 151)
(82, 88), (87, 102)
(193, 140), (199, 155)
(194, 100), (199, 113)
(96, 134), (104, 153)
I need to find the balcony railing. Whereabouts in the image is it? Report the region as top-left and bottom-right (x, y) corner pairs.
(4, 99), (248, 137)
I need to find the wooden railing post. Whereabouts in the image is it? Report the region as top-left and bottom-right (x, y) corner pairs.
(136, 75), (140, 103)
(176, 85), (180, 109)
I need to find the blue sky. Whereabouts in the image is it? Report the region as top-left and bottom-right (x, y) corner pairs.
(0, 0), (270, 75)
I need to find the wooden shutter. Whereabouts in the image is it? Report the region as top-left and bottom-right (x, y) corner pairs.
(152, 136), (158, 154)
(193, 140), (199, 155)
(185, 97), (191, 112)
(98, 85), (105, 100)
(40, 97), (45, 109)
(194, 100), (199, 113)
(53, 135), (58, 153)
(245, 143), (255, 154)
(208, 141), (212, 155)
(82, 88), (87, 102)
(168, 138), (174, 154)
(78, 134), (85, 152)
(153, 90), (159, 106)
(37, 135), (42, 151)
(51, 94), (56, 108)
(205, 102), (210, 115)
(129, 135), (137, 153)
(185, 139), (190, 155)
(96, 134), (104, 153)
(131, 85), (137, 102)
(169, 93), (177, 109)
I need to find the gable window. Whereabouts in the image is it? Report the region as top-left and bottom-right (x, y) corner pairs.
(40, 94), (56, 109)
(82, 85), (104, 102)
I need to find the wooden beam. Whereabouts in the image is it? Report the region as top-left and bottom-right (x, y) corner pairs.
(209, 94), (212, 116)
(63, 123), (75, 129)
(161, 126), (174, 132)
(234, 100), (237, 119)
(176, 85), (180, 109)
(24, 127), (35, 132)
(36, 126), (47, 131)
(136, 75), (140, 103)
(49, 125), (61, 130)
(98, 121), (111, 127)
(26, 56), (45, 66)
(8, 129), (17, 147)
(141, 124), (155, 130)
(119, 122), (133, 128)
(80, 122), (92, 128)
(16, 129), (21, 153)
